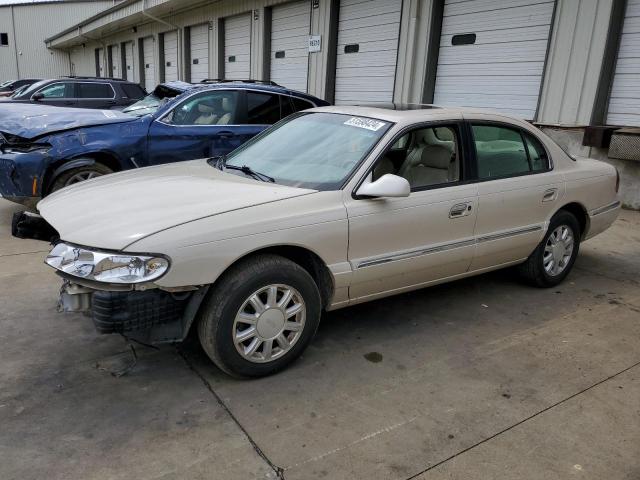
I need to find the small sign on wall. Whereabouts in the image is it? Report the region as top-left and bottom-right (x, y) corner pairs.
(308, 35), (321, 53)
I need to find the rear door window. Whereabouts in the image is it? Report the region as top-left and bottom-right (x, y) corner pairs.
(247, 92), (281, 124)
(77, 83), (114, 99)
(471, 124), (531, 179)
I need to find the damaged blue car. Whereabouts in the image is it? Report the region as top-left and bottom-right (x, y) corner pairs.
(0, 81), (328, 208)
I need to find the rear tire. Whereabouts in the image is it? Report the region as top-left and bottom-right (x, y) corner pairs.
(197, 254), (321, 378)
(518, 210), (581, 287)
(50, 162), (113, 193)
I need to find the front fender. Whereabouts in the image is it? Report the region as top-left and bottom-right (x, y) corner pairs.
(49, 157), (96, 181)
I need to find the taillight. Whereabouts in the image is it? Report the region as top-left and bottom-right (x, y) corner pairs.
(615, 168), (620, 193)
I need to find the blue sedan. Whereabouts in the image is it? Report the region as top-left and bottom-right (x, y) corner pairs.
(0, 81), (328, 208)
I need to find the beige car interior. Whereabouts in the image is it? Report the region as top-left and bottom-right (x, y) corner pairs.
(190, 95), (235, 125)
(373, 127), (460, 189)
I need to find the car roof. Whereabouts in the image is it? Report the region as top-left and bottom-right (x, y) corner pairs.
(307, 105), (533, 128)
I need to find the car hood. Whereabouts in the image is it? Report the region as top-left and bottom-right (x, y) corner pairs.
(0, 103), (137, 140)
(38, 159), (316, 250)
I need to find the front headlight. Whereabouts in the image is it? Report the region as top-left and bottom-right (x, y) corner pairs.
(1, 143), (51, 154)
(45, 243), (170, 284)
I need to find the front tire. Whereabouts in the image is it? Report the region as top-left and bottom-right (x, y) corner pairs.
(50, 162), (113, 193)
(197, 254), (322, 377)
(518, 210), (581, 287)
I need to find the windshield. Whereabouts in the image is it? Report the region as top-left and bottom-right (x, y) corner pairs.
(123, 85), (182, 116)
(9, 85), (28, 97)
(15, 79), (48, 98)
(225, 112), (392, 190)
(122, 93), (168, 116)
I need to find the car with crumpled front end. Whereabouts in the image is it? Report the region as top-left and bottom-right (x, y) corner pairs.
(0, 81), (328, 208)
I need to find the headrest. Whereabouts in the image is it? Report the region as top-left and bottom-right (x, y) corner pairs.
(420, 145), (452, 169)
(221, 96), (233, 112)
(198, 103), (215, 114)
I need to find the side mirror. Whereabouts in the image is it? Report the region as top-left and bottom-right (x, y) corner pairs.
(32, 93), (44, 101)
(356, 174), (410, 198)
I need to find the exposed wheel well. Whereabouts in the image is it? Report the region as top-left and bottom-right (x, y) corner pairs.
(558, 202), (589, 238)
(223, 246), (334, 309)
(44, 152), (122, 195)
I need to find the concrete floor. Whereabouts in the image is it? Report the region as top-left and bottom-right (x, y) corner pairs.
(0, 198), (638, 480)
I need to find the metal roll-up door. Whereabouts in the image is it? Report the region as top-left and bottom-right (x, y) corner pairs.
(143, 37), (156, 91)
(433, 0), (555, 119)
(109, 45), (121, 78)
(124, 42), (135, 82)
(334, 0), (402, 105)
(189, 24), (210, 83)
(163, 30), (179, 82)
(607, 0), (640, 126)
(270, 1), (311, 92)
(97, 48), (105, 77)
(224, 13), (252, 79)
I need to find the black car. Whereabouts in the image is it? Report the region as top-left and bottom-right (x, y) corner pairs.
(0, 79), (41, 98)
(1, 76), (146, 109)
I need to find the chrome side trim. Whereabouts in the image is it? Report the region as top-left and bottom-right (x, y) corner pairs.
(476, 225), (543, 244)
(589, 201), (620, 217)
(356, 224), (544, 269)
(357, 238), (476, 269)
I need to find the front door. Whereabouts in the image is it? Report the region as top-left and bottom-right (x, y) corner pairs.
(146, 89), (255, 165)
(345, 123), (479, 301)
(466, 119), (565, 270)
(32, 82), (77, 108)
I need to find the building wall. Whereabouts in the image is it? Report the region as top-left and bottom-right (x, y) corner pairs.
(0, 1), (115, 80)
(537, 0), (613, 125)
(22, 0), (640, 208)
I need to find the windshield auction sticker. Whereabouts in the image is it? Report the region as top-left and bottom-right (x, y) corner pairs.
(343, 117), (387, 131)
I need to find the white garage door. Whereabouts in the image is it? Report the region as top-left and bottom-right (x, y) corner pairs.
(270, 1), (311, 92)
(225, 13), (251, 79)
(189, 24), (210, 83)
(334, 0), (402, 105)
(143, 37), (156, 91)
(124, 42), (136, 82)
(163, 30), (179, 82)
(607, 0), (640, 126)
(97, 48), (105, 77)
(433, 0), (555, 119)
(109, 44), (121, 78)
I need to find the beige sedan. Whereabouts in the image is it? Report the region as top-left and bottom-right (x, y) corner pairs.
(39, 106), (621, 377)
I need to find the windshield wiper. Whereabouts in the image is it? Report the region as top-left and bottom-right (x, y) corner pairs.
(209, 154), (275, 183)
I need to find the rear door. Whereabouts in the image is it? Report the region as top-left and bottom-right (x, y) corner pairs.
(466, 117), (563, 270)
(76, 82), (118, 109)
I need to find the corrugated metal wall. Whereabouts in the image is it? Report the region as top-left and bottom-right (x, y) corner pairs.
(537, 0), (613, 125)
(0, 1), (114, 79)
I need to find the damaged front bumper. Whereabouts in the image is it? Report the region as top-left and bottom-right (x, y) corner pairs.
(59, 280), (209, 344)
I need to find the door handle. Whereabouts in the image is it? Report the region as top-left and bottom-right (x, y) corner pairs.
(215, 130), (234, 138)
(542, 188), (558, 203)
(449, 202), (471, 218)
